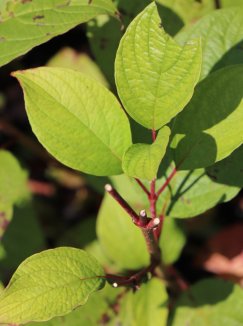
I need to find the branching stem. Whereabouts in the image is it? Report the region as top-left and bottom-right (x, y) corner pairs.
(156, 167), (177, 198)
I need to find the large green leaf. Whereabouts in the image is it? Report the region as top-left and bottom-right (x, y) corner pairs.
(97, 194), (149, 270)
(13, 67), (132, 176)
(0, 247), (105, 324)
(87, 0), (152, 87)
(0, 0), (116, 68)
(115, 2), (201, 130)
(122, 126), (171, 180)
(159, 218), (186, 264)
(157, 166), (239, 219)
(207, 145), (243, 188)
(28, 284), (122, 326)
(120, 278), (168, 326)
(171, 279), (243, 326)
(176, 6), (243, 80)
(172, 65), (243, 170)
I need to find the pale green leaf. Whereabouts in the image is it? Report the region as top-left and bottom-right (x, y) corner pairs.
(157, 0), (214, 26)
(47, 47), (109, 88)
(157, 165), (239, 219)
(207, 145), (243, 188)
(0, 247), (105, 324)
(176, 6), (243, 79)
(115, 2), (201, 130)
(97, 194), (149, 270)
(172, 65), (243, 170)
(221, 0), (243, 7)
(122, 126), (171, 180)
(171, 279), (243, 326)
(87, 0), (152, 87)
(0, 0), (116, 68)
(159, 218), (186, 264)
(0, 150), (28, 208)
(28, 284), (122, 326)
(120, 278), (168, 326)
(13, 67), (132, 176)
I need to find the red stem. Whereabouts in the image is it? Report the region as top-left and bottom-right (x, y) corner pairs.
(156, 167), (177, 198)
(135, 178), (150, 197)
(152, 129), (157, 142)
(149, 179), (157, 219)
(105, 184), (139, 224)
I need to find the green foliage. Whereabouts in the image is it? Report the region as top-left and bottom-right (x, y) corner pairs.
(0, 150), (29, 237)
(172, 65), (243, 170)
(97, 194), (149, 270)
(115, 3), (201, 130)
(159, 218), (186, 264)
(170, 279), (243, 325)
(0, 150), (28, 208)
(28, 284), (122, 326)
(47, 47), (109, 88)
(14, 67), (132, 176)
(157, 166), (240, 218)
(0, 202), (45, 279)
(0, 247), (105, 324)
(0, 0), (116, 68)
(122, 126), (171, 180)
(207, 145), (243, 187)
(176, 6), (243, 79)
(120, 278), (168, 325)
(1, 1), (243, 324)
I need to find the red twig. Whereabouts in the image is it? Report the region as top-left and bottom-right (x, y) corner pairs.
(156, 167), (177, 198)
(152, 129), (157, 142)
(135, 178), (150, 197)
(105, 184), (139, 224)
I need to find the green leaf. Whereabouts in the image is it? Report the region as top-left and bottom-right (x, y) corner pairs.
(0, 150), (29, 208)
(176, 6), (243, 80)
(0, 0), (116, 68)
(159, 218), (186, 264)
(172, 65), (243, 170)
(47, 47), (109, 88)
(87, 0), (185, 88)
(170, 279), (243, 326)
(13, 67), (132, 176)
(122, 126), (171, 180)
(97, 194), (149, 270)
(0, 247), (105, 324)
(207, 145), (243, 188)
(28, 284), (122, 326)
(157, 0), (214, 26)
(115, 2), (201, 130)
(0, 202), (45, 279)
(120, 278), (168, 326)
(157, 166), (239, 219)
(221, 0), (243, 7)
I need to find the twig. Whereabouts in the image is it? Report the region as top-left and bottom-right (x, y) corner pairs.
(135, 178), (150, 197)
(156, 167), (177, 198)
(105, 184), (139, 224)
